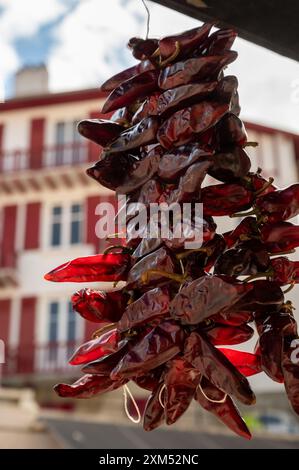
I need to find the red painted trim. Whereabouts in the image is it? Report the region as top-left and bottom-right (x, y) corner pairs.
(0, 299), (11, 344)
(18, 297), (36, 373)
(24, 203), (41, 250)
(1, 205), (17, 268)
(244, 121), (299, 139)
(29, 118), (45, 169)
(0, 88), (107, 112)
(86, 195), (101, 252)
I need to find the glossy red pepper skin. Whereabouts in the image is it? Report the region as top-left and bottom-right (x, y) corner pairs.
(205, 28), (237, 55)
(255, 183), (299, 222)
(44, 253), (131, 283)
(158, 143), (212, 182)
(203, 323), (254, 346)
(116, 145), (163, 194)
(223, 216), (259, 248)
(118, 287), (170, 332)
(208, 147), (251, 183)
(143, 381), (165, 431)
(133, 366), (164, 392)
(82, 342), (130, 375)
(127, 37), (159, 60)
(77, 119), (125, 147)
(54, 374), (127, 399)
(195, 377), (251, 440)
(215, 113), (248, 149)
(157, 101), (230, 149)
(164, 358), (200, 425)
(100, 60), (154, 92)
(87, 151), (137, 191)
(157, 81), (218, 118)
(269, 257), (299, 285)
(211, 310), (254, 327)
(242, 171), (276, 194)
(158, 23), (213, 61)
(108, 117), (159, 153)
(170, 275), (253, 325)
(166, 160), (211, 204)
(202, 183), (254, 216)
(214, 239), (270, 277)
(218, 348), (262, 377)
(110, 321), (185, 380)
(102, 69), (160, 114)
(69, 327), (120, 365)
(126, 247), (175, 290)
(72, 288), (127, 323)
(261, 221), (299, 253)
(233, 280), (284, 314)
(163, 215), (216, 251)
(184, 331), (255, 405)
(158, 52), (237, 90)
(132, 93), (160, 124)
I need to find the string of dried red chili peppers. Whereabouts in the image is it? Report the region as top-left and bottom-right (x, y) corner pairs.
(45, 24), (299, 439)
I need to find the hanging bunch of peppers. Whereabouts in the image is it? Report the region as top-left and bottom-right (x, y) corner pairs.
(45, 23), (299, 439)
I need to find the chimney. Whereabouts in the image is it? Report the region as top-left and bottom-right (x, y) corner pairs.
(14, 65), (49, 97)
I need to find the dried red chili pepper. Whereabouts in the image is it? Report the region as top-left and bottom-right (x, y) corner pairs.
(261, 221), (299, 253)
(166, 160), (211, 204)
(158, 52), (237, 90)
(132, 93), (160, 124)
(203, 323), (254, 346)
(281, 336), (299, 415)
(110, 321), (185, 380)
(205, 28), (237, 55)
(164, 358), (200, 425)
(223, 216), (259, 248)
(133, 366), (164, 392)
(202, 183), (254, 216)
(72, 288), (127, 323)
(157, 101), (230, 149)
(44, 253), (131, 283)
(77, 119), (125, 147)
(208, 147), (251, 183)
(102, 69), (160, 114)
(195, 377), (252, 439)
(100, 60), (154, 92)
(87, 151), (137, 191)
(127, 37), (159, 61)
(108, 117), (159, 153)
(118, 286), (170, 332)
(255, 183), (299, 223)
(218, 348), (262, 377)
(184, 331), (255, 405)
(69, 327), (120, 365)
(54, 374), (127, 399)
(215, 113), (248, 149)
(143, 381), (165, 431)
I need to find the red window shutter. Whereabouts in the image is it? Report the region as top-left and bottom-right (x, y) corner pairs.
(86, 195), (101, 252)
(18, 297), (36, 373)
(24, 202), (41, 249)
(1, 205), (17, 268)
(29, 118), (45, 169)
(0, 123), (4, 171)
(0, 299), (11, 344)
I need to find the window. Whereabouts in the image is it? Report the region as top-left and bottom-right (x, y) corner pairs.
(48, 301), (59, 361)
(49, 203), (83, 247)
(53, 120), (85, 165)
(70, 203), (83, 245)
(50, 206), (63, 246)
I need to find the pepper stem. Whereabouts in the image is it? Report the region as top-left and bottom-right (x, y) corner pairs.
(243, 141), (259, 148)
(141, 269), (187, 284)
(269, 249), (296, 257)
(243, 269), (273, 283)
(283, 281), (296, 294)
(230, 208), (257, 218)
(159, 41), (180, 67)
(103, 245), (131, 255)
(176, 246), (213, 260)
(254, 177), (274, 197)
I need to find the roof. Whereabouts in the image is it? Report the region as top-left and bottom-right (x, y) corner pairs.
(151, 0), (299, 62)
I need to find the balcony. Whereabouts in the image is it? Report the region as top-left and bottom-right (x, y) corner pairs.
(2, 341), (82, 380)
(0, 141), (95, 196)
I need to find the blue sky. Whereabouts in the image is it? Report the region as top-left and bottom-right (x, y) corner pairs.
(1, 0), (299, 132)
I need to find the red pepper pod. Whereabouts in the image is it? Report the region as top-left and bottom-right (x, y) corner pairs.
(184, 331), (256, 405)
(163, 214), (216, 251)
(72, 288), (126, 323)
(131, 93), (160, 124)
(255, 183), (299, 223)
(143, 381), (165, 431)
(195, 377), (251, 440)
(108, 117), (159, 154)
(102, 69), (160, 114)
(110, 321), (185, 380)
(218, 348), (262, 377)
(223, 216), (258, 248)
(100, 60), (154, 92)
(205, 28), (237, 55)
(215, 113), (248, 149)
(211, 310), (253, 326)
(158, 23), (213, 60)
(166, 160), (212, 204)
(82, 341), (130, 375)
(158, 143), (212, 182)
(44, 253), (131, 283)
(202, 183), (254, 216)
(54, 374), (127, 399)
(261, 221), (299, 253)
(164, 358), (200, 425)
(233, 280), (284, 314)
(157, 101), (230, 149)
(208, 147), (251, 183)
(270, 257), (299, 285)
(157, 81), (218, 118)
(126, 247), (175, 290)
(281, 336), (299, 415)
(128, 37), (159, 60)
(133, 366), (164, 392)
(77, 119), (125, 147)
(170, 275), (253, 325)
(118, 286), (170, 332)
(204, 323), (254, 346)
(158, 52), (237, 90)
(69, 328), (120, 366)
(87, 151), (137, 191)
